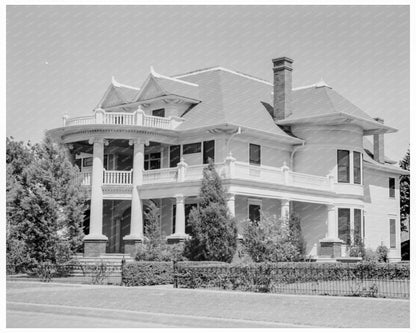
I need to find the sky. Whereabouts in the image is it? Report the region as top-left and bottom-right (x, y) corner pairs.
(6, 5), (410, 162)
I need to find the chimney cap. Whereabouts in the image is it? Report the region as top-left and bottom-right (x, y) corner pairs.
(272, 56), (294, 64)
(272, 57), (294, 72)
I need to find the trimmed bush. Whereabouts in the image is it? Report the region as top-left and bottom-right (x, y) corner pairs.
(122, 261), (173, 286)
(174, 262), (410, 292)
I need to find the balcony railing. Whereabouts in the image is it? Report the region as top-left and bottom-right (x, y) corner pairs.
(63, 109), (185, 130)
(78, 161), (334, 193)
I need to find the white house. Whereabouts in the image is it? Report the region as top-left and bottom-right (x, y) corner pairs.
(47, 57), (408, 262)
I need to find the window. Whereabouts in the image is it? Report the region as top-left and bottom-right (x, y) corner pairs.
(152, 108), (165, 117)
(353, 152), (361, 184)
(144, 152), (161, 170)
(389, 178), (395, 198)
(248, 202), (261, 223)
(104, 154), (115, 170)
(183, 142), (201, 155)
(203, 140), (215, 164)
(169, 145), (181, 168)
(354, 209), (362, 242)
(390, 219), (396, 248)
(249, 144), (261, 165)
(338, 208), (351, 245)
(83, 157), (93, 167)
(172, 203), (197, 234)
(337, 150), (350, 183)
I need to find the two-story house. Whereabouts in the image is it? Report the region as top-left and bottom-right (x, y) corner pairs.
(47, 57), (408, 262)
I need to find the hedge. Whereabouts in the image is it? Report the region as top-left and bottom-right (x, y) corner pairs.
(174, 262), (410, 292)
(122, 262), (173, 286)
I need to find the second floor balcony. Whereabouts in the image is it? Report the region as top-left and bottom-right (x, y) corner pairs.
(63, 109), (185, 130)
(78, 158), (335, 194)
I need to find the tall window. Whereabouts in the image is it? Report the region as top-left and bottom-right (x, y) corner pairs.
(144, 152), (161, 170)
(203, 140), (215, 164)
(389, 178), (395, 198)
(338, 208), (351, 245)
(249, 144), (261, 165)
(152, 108), (165, 117)
(390, 219), (396, 248)
(169, 145), (180, 168)
(337, 150), (350, 183)
(353, 152), (361, 184)
(354, 209), (362, 242)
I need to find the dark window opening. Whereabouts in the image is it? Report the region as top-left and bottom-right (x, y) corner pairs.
(389, 177), (395, 198)
(354, 209), (362, 242)
(144, 152), (161, 170)
(249, 144), (261, 165)
(338, 208), (351, 245)
(337, 150), (350, 183)
(203, 140), (215, 164)
(183, 142), (201, 154)
(169, 145), (181, 168)
(249, 204), (261, 223)
(83, 157), (93, 168)
(353, 152), (361, 184)
(390, 219), (396, 248)
(152, 108), (165, 117)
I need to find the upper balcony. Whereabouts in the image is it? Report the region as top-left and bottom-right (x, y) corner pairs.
(63, 109), (185, 131)
(78, 158), (335, 194)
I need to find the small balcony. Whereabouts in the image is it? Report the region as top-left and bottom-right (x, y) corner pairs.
(78, 160), (334, 193)
(63, 109), (185, 130)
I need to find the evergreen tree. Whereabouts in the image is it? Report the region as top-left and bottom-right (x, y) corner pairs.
(6, 136), (87, 269)
(399, 148), (410, 232)
(183, 161), (238, 262)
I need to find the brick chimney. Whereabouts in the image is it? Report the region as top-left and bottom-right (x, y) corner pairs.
(272, 57), (293, 120)
(373, 117), (385, 164)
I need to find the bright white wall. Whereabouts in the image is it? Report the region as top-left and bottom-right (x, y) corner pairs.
(363, 167), (401, 260)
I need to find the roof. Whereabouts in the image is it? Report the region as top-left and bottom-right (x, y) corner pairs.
(277, 84), (397, 135)
(172, 68), (300, 142)
(97, 77), (140, 109)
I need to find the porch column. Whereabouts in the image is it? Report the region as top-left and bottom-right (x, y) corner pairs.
(124, 139), (145, 257)
(166, 194), (188, 244)
(281, 199), (290, 220)
(84, 137), (108, 257)
(227, 193), (236, 217)
(319, 204), (343, 259)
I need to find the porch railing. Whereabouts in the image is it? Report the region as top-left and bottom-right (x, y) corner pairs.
(63, 109), (185, 130)
(103, 169), (133, 185)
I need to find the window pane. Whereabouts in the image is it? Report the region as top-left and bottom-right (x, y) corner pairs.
(149, 159), (160, 170)
(338, 208), (351, 245)
(152, 108), (165, 117)
(203, 140), (215, 164)
(83, 157), (93, 167)
(354, 209), (361, 242)
(389, 178), (395, 198)
(249, 144), (261, 165)
(172, 205), (176, 234)
(249, 204), (261, 222)
(337, 150), (350, 183)
(183, 142), (201, 154)
(353, 152), (361, 184)
(390, 219), (396, 248)
(169, 145), (181, 167)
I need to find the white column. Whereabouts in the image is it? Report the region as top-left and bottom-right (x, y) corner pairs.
(281, 199), (290, 220)
(326, 204), (338, 240)
(124, 139), (145, 240)
(174, 194), (186, 236)
(227, 193), (236, 217)
(85, 137), (107, 240)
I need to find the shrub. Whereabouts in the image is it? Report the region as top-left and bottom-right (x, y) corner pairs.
(362, 249), (378, 263)
(349, 235), (366, 258)
(122, 262), (173, 286)
(183, 161), (238, 262)
(241, 213), (304, 262)
(376, 245), (389, 263)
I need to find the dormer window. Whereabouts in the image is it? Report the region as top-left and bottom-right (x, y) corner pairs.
(152, 108), (165, 117)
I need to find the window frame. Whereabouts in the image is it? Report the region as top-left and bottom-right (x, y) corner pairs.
(389, 177), (395, 198)
(183, 142), (202, 155)
(337, 150), (350, 183)
(249, 143), (261, 166)
(338, 208), (351, 245)
(389, 218), (397, 249)
(248, 198), (262, 223)
(144, 151), (162, 170)
(353, 151), (362, 184)
(152, 108), (165, 117)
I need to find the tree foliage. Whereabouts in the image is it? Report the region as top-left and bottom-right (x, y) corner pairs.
(399, 148), (410, 232)
(183, 161), (238, 262)
(242, 213), (305, 262)
(6, 136), (88, 271)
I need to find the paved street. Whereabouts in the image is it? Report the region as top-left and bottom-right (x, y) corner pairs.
(6, 280), (410, 328)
